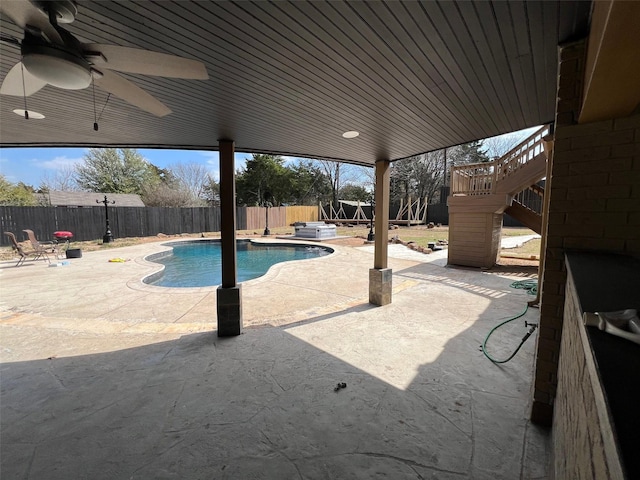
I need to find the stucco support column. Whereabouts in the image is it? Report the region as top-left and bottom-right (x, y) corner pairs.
(369, 159), (392, 306)
(217, 139), (243, 336)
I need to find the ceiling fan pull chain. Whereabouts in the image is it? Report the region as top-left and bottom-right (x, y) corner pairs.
(92, 78), (98, 130)
(20, 62), (28, 119)
(96, 93), (111, 131)
(92, 74), (111, 132)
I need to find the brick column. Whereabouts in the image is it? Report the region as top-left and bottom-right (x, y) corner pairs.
(531, 38), (640, 425)
(531, 39), (587, 425)
(217, 139), (243, 336)
(369, 159), (392, 306)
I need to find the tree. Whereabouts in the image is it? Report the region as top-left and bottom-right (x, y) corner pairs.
(312, 160), (367, 206)
(142, 162), (215, 207)
(169, 162), (212, 205)
(354, 165), (375, 191)
(288, 161), (331, 205)
(75, 148), (161, 194)
(482, 134), (521, 161)
(0, 175), (36, 205)
(141, 183), (194, 207)
(338, 184), (370, 202)
(390, 150), (445, 204)
(449, 140), (489, 165)
(235, 154), (292, 206)
(38, 165), (79, 192)
(202, 175), (220, 206)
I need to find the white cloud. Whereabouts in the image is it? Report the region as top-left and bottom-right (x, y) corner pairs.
(199, 151), (219, 163)
(197, 151), (220, 180)
(34, 155), (84, 171)
(2, 173), (19, 183)
(198, 150), (248, 181)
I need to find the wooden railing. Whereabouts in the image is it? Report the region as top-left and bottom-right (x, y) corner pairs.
(450, 164), (495, 195)
(495, 125), (549, 183)
(450, 125), (549, 196)
(512, 183), (544, 215)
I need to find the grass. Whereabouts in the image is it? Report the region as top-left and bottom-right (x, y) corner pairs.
(500, 227), (539, 237)
(1, 225), (539, 261)
(385, 226), (449, 246)
(505, 238), (541, 256)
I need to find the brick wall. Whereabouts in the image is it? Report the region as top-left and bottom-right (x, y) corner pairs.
(553, 271), (622, 479)
(531, 38), (640, 425)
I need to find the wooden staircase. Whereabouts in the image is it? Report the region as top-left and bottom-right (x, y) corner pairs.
(505, 183), (545, 234)
(447, 126), (550, 267)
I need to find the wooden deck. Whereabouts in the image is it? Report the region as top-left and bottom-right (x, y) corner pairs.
(447, 125), (550, 268)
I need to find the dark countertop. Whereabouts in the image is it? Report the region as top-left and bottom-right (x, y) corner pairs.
(565, 252), (640, 480)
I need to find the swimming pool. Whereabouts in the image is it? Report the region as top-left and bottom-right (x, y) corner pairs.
(144, 240), (333, 288)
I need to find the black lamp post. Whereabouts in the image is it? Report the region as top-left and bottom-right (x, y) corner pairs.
(97, 195), (115, 243)
(263, 191), (272, 236)
(367, 194), (375, 242)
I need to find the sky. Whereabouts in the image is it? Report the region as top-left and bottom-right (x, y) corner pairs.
(0, 127), (538, 188)
(0, 147), (235, 187)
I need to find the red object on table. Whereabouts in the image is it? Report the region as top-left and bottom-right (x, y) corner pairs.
(53, 231), (73, 240)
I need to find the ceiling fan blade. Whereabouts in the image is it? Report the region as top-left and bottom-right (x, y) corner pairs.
(0, 61), (47, 96)
(94, 70), (172, 117)
(0, 0), (63, 44)
(82, 44), (209, 80)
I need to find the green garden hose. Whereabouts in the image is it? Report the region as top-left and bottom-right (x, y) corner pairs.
(481, 280), (539, 364)
(509, 279), (538, 296)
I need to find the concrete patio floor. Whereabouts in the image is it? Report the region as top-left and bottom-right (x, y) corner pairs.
(0, 238), (548, 479)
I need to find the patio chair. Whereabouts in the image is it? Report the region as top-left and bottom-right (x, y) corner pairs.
(4, 232), (42, 267)
(22, 229), (54, 263)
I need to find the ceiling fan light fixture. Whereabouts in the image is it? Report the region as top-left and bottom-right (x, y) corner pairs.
(21, 45), (92, 90)
(13, 109), (45, 119)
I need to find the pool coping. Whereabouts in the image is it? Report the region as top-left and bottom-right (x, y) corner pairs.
(129, 237), (338, 293)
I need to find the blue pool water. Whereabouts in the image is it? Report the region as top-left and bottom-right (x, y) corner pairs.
(145, 240), (332, 288)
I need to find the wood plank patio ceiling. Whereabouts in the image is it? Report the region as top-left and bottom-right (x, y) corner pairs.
(0, 0), (591, 166)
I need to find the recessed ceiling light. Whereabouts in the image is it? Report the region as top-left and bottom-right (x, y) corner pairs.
(13, 109), (45, 119)
(342, 130), (359, 138)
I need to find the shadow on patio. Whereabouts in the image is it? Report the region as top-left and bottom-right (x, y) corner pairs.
(1, 268), (548, 479)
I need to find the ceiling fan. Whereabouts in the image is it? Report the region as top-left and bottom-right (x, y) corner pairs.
(0, 0), (208, 117)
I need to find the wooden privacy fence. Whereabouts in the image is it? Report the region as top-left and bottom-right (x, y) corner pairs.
(241, 206), (317, 231)
(0, 206), (222, 245)
(285, 206), (318, 225)
(242, 206), (286, 232)
(0, 203), (530, 247)
(0, 205), (320, 246)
